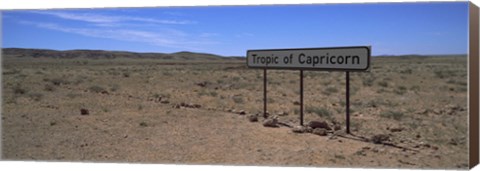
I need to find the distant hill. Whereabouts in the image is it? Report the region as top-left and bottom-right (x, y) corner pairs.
(1, 48), (243, 61)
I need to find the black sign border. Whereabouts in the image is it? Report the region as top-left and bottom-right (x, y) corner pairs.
(246, 46), (371, 72)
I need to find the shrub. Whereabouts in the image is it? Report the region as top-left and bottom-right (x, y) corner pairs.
(28, 93), (43, 101)
(13, 86), (27, 95)
(232, 96), (244, 104)
(394, 86), (407, 95)
(50, 78), (69, 86)
(378, 81), (388, 87)
(362, 77), (375, 86)
(306, 106), (331, 118)
(380, 110), (404, 120)
(139, 122), (148, 127)
(209, 91), (218, 97)
(44, 84), (55, 92)
(325, 87), (339, 93)
(88, 85), (107, 93)
(110, 84), (120, 92)
(66, 93), (80, 99)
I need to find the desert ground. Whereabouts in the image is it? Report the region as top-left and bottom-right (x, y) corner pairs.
(1, 51), (469, 169)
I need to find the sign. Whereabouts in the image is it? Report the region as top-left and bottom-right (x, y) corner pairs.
(247, 46), (370, 71)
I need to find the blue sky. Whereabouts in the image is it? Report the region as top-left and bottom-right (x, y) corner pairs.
(2, 2), (469, 56)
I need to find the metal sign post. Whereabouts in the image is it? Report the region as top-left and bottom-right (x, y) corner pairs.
(300, 70), (304, 126)
(346, 71), (350, 134)
(263, 69), (267, 118)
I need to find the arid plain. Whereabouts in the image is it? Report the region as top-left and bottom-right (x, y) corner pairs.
(1, 49), (469, 169)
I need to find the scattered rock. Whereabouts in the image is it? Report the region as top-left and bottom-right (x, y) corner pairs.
(196, 81), (210, 87)
(308, 120), (332, 130)
(333, 124), (342, 131)
(263, 118), (278, 127)
(238, 110), (246, 115)
(371, 134), (390, 144)
(305, 126), (313, 133)
(449, 138), (458, 146)
(433, 109), (442, 115)
(417, 109), (431, 115)
(312, 128), (328, 136)
(174, 102), (202, 109)
(80, 108), (89, 115)
(292, 126), (307, 133)
(388, 127), (404, 132)
(277, 111), (288, 116)
(248, 114), (258, 122)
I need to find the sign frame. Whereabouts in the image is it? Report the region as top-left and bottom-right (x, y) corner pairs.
(246, 46), (371, 71)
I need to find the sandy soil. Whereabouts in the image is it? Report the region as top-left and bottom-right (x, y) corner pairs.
(1, 56), (469, 169)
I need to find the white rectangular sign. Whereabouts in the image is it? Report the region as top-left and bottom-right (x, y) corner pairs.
(246, 46), (371, 71)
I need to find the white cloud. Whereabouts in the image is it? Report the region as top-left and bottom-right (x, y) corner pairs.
(30, 11), (196, 25)
(199, 33), (219, 38)
(235, 32), (253, 38)
(19, 20), (217, 50)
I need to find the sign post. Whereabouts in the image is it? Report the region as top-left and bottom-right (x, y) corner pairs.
(263, 69), (267, 118)
(300, 70), (304, 126)
(247, 46), (370, 134)
(346, 71), (350, 134)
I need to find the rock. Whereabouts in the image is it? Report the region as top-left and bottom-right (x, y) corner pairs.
(362, 146), (371, 150)
(312, 128), (328, 136)
(449, 138), (458, 146)
(193, 104), (202, 108)
(263, 118), (278, 127)
(238, 110), (246, 115)
(248, 114), (258, 122)
(160, 100), (170, 104)
(417, 109), (431, 115)
(80, 108), (89, 115)
(333, 124), (342, 131)
(389, 127), (404, 132)
(196, 81), (209, 87)
(292, 126), (307, 133)
(305, 126), (313, 133)
(277, 111), (288, 116)
(371, 134), (390, 144)
(293, 101), (301, 105)
(308, 120), (331, 130)
(173, 104), (181, 108)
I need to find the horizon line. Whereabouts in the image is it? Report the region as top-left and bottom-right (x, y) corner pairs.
(1, 47), (468, 58)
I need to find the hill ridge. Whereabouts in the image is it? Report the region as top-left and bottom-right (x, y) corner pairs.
(2, 48), (243, 60)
